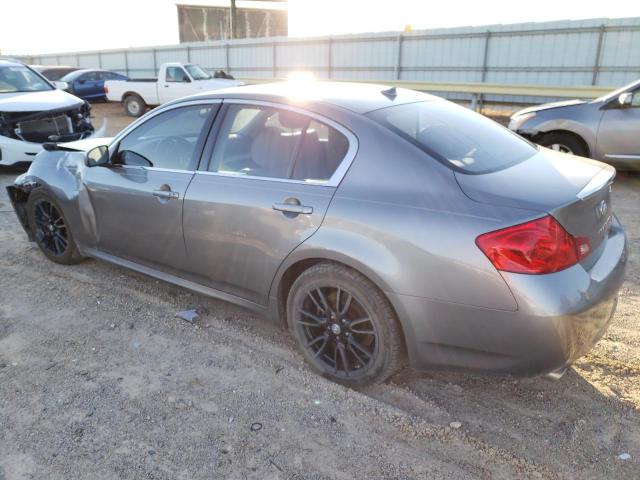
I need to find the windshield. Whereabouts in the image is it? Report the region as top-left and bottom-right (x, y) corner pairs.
(0, 65), (53, 93)
(367, 100), (537, 174)
(184, 64), (211, 80)
(594, 78), (640, 102)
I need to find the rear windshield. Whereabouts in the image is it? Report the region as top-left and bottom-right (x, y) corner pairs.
(367, 100), (537, 174)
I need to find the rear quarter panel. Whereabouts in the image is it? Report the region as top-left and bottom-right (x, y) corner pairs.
(271, 113), (535, 320)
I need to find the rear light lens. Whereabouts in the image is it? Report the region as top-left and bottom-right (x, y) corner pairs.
(104, 85), (109, 94)
(476, 215), (590, 274)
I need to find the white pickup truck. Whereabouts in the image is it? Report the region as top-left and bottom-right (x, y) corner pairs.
(104, 62), (243, 117)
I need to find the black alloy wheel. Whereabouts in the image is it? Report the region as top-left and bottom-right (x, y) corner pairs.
(33, 199), (68, 257)
(288, 262), (405, 386)
(297, 286), (378, 378)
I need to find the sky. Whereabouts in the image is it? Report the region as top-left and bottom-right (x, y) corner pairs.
(1, 0), (640, 55)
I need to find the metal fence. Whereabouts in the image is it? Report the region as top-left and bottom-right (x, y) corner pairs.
(18, 16), (640, 103)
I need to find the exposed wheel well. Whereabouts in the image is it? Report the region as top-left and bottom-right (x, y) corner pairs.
(121, 92), (142, 103)
(533, 130), (591, 157)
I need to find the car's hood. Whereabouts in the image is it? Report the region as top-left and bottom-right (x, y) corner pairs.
(0, 89), (84, 112)
(58, 137), (113, 152)
(454, 148), (606, 212)
(513, 99), (587, 117)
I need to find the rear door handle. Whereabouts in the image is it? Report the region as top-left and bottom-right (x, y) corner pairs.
(152, 189), (179, 200)
(273, 203), (313, 215)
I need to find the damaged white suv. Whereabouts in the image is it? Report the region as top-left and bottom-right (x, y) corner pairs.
(0, 58), (101, 167)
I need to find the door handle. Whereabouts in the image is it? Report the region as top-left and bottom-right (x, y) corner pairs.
(152, 189), (179, 200)
(273, 203), (313, 215)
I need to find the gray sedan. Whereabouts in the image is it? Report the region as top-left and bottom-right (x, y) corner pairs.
(7, 82), (627, 386)
(509, 79), (640, 169)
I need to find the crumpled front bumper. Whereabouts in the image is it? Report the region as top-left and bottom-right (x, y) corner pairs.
(0, 119), (107, 166)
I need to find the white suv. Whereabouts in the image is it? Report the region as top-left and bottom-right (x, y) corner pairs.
(0, 58), (101, 166)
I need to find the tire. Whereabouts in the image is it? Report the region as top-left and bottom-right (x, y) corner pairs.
(537, 132), (588, 157)
(26, 190), (83, 265)
(124, 94), (146, 117)
(287, 262), (405, 386)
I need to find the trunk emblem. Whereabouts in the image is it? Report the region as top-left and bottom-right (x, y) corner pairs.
(596, 200), (608, 220)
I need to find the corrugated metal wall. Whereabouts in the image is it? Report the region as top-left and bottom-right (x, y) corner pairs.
(19, 17), (640, 104)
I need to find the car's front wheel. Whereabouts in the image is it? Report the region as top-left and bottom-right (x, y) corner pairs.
(287, 263), (405, 386)
(537, 132), (588, 157)
(27, 191), (83, 265)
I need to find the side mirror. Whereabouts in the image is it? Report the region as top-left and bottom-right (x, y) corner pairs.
(618, 92), (633, 107)
(77, 78), (86, 84)
(86, 145), (110, 167)
(52, 81), (69, 90)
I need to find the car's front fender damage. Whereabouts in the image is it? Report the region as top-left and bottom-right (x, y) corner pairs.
(6, 175), (41, 240)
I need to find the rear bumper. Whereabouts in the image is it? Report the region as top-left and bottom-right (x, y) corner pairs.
(391, 216), (628, 375)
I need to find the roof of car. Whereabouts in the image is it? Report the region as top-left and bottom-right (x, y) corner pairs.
(187, 81), (438, 114)
(0, 58), (24, 67)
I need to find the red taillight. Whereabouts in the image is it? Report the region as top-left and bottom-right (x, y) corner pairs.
(104, 85), (109, 94)
(476, 215), (590, 275)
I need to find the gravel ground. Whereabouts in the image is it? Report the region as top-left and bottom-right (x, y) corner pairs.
(0, 103), (639, 479)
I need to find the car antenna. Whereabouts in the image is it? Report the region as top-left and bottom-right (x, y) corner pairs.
(381, 86), (397, 99)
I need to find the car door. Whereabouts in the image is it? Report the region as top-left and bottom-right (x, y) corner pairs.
(160, 66), (193, 103)
(182, 101), (356, 305)
(83, 101), (219, 273)
(596, 86), (640, 163)
(74, 72), (93, 99)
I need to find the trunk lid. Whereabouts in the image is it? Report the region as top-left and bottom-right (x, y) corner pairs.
(455, 149), (616, 266)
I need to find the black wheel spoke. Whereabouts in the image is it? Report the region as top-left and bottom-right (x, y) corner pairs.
(315, 288), (330, 312)
(306, 333), (327, 349)
(350, 327), (375, 335)
(348, 317), (371, 329)
(348, 336), (373, 359)
(312, 334), (330, 359)
(339, 292), (352, 316)
(347, 343), (366, 366)
(337, 343), (349, 376)
(298, 309), (325, 326)
(307, 291), (325, 313)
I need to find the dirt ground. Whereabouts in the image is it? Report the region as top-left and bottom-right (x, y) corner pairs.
(0, 103), (639, 479)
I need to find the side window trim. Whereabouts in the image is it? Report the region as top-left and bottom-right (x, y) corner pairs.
(199, 99), (359, 188)
(108, 101), (221, 172)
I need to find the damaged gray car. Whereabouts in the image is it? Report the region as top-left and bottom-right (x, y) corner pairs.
(0, 58), (100, 167)
(7, 82), (627, 386)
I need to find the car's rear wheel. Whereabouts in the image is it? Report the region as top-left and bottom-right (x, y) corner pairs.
(27, 191), (83, 265)
(287, 263), (405, 386)
(124, 94), (146, 117)
(537, 132), (588, 157)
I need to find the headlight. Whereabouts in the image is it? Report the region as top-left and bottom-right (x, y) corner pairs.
(508, 112), (536, 131)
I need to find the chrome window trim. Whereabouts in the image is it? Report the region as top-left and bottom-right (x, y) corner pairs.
(109, 99), (223, 147)
(112, 164), (197, 175)
(108, 99), (221, 173)
(201, 98), (359, 188)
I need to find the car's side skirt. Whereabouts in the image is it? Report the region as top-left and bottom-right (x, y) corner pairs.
(84, 248), (268, 316)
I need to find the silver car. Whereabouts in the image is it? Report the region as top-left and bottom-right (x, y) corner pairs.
(509, 79), (640, 169)
(7, 82), (627, 386)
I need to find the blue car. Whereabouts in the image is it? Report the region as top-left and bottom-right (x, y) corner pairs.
(61, 69), (128, 101)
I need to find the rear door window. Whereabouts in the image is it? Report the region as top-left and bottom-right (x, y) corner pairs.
(291, 120), (349, 182)
(367, 100), (537, 174)
(209, 105), (351, 183)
